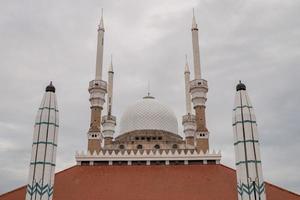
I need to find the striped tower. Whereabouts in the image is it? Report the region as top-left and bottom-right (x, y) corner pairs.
(102, 56), (116, 146)
(182, 55), (196, 146)
(189, 9), (209, 152)
(87, 11), (107, 153)
(25, 82), (59, 200)
(232, 81), (266, 200)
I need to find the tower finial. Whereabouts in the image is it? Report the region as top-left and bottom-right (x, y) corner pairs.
(99, 8), (104, 31)
(147, 80), (150, 96)
(192, 8), (197, 29)
(109, 54), (113, 72)
(185, 54), (190, 72)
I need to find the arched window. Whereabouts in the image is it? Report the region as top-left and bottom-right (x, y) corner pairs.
(154, 144), (160, 149)
(172, 144), (178, 149)
(119, 144), (125, 150)
(137, 144), (143, 149)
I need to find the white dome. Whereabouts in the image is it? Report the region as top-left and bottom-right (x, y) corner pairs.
(119, 96), (178, 135)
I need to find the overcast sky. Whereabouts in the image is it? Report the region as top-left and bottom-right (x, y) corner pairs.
(0, 0), (299, 195)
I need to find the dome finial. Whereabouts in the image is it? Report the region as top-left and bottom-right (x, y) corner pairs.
(45, 81), (55, 93)
(236, 80), (246, 91)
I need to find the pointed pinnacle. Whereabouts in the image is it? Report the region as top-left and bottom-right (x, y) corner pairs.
(109, 54), (113, 72)
(185, 54), (190, 72)
(98, 8), (104, 31)
(192, 8), (197, 29)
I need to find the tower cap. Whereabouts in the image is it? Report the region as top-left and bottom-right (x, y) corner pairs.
(236, 80), (246, 91)
(46, 81), (56, 93)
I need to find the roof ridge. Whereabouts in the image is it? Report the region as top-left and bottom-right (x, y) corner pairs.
(0, 165), (78, 197)
(219, 164), (300, 197)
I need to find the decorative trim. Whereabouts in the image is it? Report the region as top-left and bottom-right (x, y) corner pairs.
(232, 120), (256, 127)
(39, 107), (59, 112)
(26, 182), (54, 198)
(30, 161), (56, 166)
(233, 105), (252, 111)
(237, 182), (265, 196)
(235, 160), (261, 166)
(234, 139), (258, 146)
(32, 141), (57, 147)
(35, 122), (59, 127)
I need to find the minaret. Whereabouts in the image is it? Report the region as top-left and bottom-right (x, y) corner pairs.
(87, 12), (107, 153)
(189, 10), (209, 152)
(182, 55), (196, 146)
(102, 56), (116, 147)
(25, 82), (59, 200)
(233, 81), (266, 200)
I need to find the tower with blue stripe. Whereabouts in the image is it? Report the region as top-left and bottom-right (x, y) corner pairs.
(232, 81), (266, 200)
(25, 82), (59, 200)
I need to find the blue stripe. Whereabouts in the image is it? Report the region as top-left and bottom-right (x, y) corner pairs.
(236, 160), (261, 166)
(234, 139), (259, 146)
(35, 122), (59, 127)
(233, 105), (253, 111)
(232, 120), (256, 126)
(30, 161), (56, 166)
(32, 141), (57, 147)
(39, 107), (59, 112)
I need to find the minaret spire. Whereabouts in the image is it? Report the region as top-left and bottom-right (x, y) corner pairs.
(102, 54), (116, 147)
(233, 81), (266, 200)
(182, 55), (196, 146)
(25, 82), (59, 200)
(184, 55), (192, 114)
(191, 8), (201, 79)
(87, 13), (108, 153)
(95, 8), (105, 80)
(189, 9), (209, 152)
(107, 54), (114, 116)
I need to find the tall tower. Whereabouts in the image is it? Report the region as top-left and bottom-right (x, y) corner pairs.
(102, 56), (116, 146)
(87, 12), (107, 153)
(189, 10), (209, 152)
(182, 56), (196, 146)
(25, 82), (59, 200)
(232, 81), (266, 200)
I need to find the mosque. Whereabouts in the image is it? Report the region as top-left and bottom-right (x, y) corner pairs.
(0, 12), (299, 200)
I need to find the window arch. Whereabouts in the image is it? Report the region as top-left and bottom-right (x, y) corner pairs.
(154, 144), (160, 149)
(137, 144), (143, 149)
(119, 144), (125, 150)
(172, 144), (178, 149)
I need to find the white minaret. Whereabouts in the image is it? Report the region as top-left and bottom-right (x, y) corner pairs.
(189, 9), (209, 152)
(182, 55), (196, 146)
(102, 56), (116, 146)
(25, 82), (59, 200)
(95, 10), (105, 80)
(87, 12), (107, 153)
(233, 81), (266, 200)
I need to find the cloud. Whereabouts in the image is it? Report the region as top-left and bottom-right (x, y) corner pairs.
(0, 0), (299, 195)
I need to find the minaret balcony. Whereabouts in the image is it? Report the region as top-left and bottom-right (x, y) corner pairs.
(190, 79), (208, 107)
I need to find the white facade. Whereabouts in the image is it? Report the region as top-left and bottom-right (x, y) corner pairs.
(232, 83), (266, 200)
(25, 83), (59, 200)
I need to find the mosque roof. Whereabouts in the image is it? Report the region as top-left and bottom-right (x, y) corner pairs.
(1, 164), (299, 200)
(119, 96), (178, 135)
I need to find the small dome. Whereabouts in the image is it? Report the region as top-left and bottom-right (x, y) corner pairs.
(236, 81), (246, 91)
(119, 96), (178, 135)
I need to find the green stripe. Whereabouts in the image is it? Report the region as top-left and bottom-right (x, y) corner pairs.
(234, 139), (259, 146)
(30, 161), (56, 166)
(35, 122), (59, 127)
(32, 141), (57, 147)
(232, 120), (256, 126)
(236, 160), (261, 166)
(39, 107), (59, 112)
(233, 105), (252, 111)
